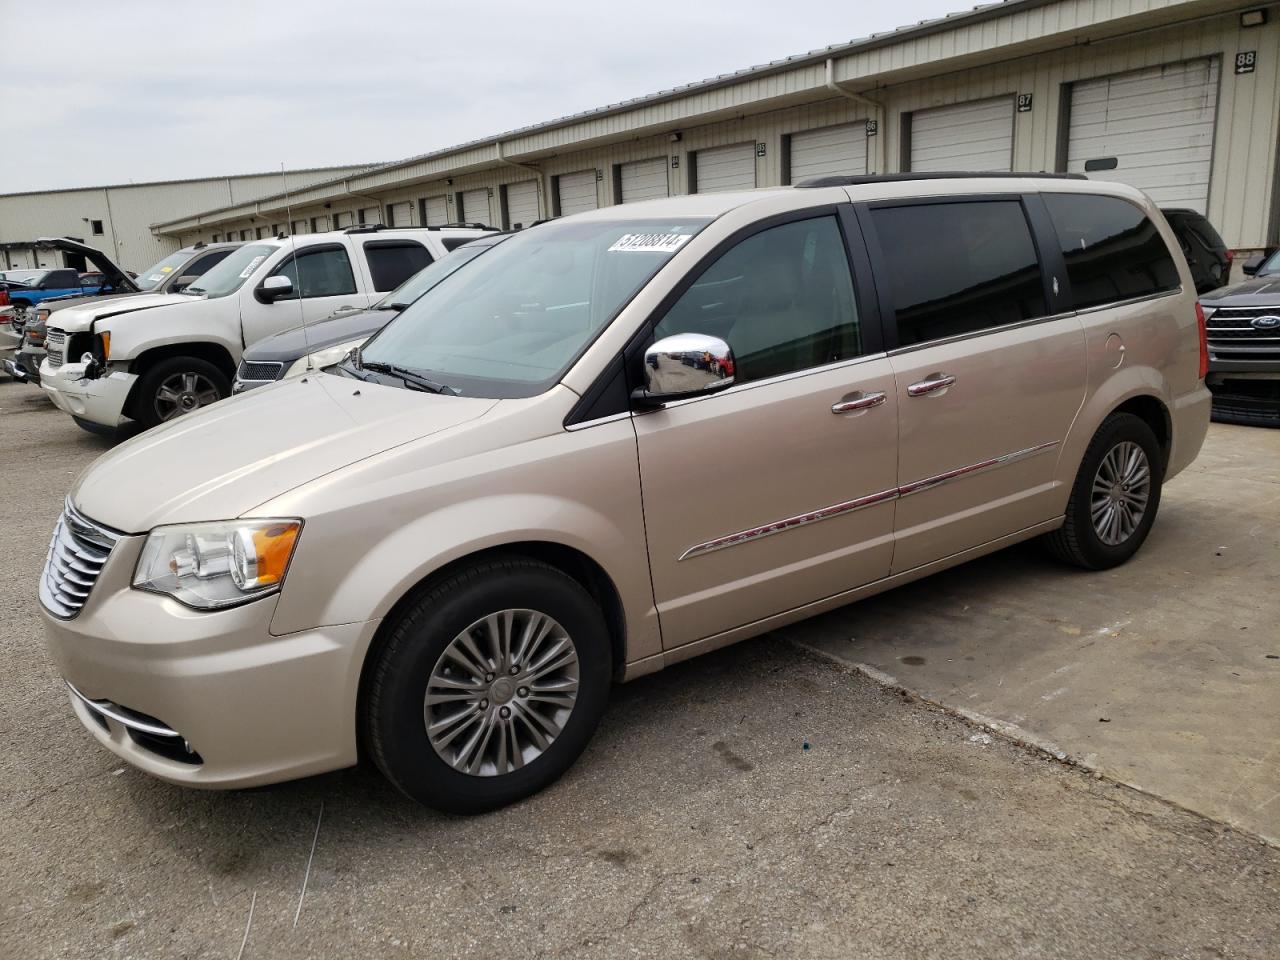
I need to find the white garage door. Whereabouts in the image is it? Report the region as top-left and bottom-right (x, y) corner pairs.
(505, 180), (539, 229)
(461, 189), (491, 226)
(423, 196), (448, 226)
(910, 97), (1014, 172)
(557, 170), (598, 216)
(619, 158), (669, 203)
(359, 206), (383, 225)
(695, 142), (756, 193)
(334, 211), (354, 229)
(387, 202), (412, 227)
(790, 124), (868, 182)
(1067, 59), (1219, 213)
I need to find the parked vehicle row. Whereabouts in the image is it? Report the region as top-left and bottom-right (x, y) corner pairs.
(4, 240), (242, 386)
(31, 225), (491, 428)
(36, 175), (1211, 814)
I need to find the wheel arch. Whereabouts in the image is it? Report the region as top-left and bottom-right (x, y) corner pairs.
(124, 342), (237, 418)
(1111, 393), (1172, 474)
(354, 540), (629, 760)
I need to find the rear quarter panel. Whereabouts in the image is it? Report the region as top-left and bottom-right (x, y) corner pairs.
(1050, 192), (1207, 496)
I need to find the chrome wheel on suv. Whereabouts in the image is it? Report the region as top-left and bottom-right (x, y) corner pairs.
(132, 356), (231, 429)
(425, 609), (580, 777)
(154, 371), (222, 421)
(1090, 441), (1151, 546)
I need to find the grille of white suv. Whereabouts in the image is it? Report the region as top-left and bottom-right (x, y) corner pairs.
(44, 328), (66, 369)
(40, 503), (121, 619)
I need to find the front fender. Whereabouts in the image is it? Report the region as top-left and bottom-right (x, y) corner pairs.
(263, 413), (661, 665)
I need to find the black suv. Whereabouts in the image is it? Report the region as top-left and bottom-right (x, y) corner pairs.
(1162, 208), (1231, 295)
(1199, 248), (1280, 427)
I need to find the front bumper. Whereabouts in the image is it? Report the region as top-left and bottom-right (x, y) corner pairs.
(40, 528), (381, 788)
(39, 360), (136, 427)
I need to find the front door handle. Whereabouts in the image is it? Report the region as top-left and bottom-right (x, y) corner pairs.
(907, 373), (956, 397)
(831, 391), (887, 414)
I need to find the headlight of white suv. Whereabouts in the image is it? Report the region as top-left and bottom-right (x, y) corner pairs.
(133, 519), (302, 610)
(285, 340), (364, 378)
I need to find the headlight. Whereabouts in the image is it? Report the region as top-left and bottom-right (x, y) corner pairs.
(285, 340), (364, 378)
(133, 519), (302, 610)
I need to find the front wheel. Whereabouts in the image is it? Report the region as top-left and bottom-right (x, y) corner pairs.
(1043, 412), (1163, 570)
(132, 357), (230, 429)
(363, 557), (612, 814)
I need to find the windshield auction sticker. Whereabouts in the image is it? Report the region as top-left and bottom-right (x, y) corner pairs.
(608, 234), (692, 254)
(238, 255), (267, 278)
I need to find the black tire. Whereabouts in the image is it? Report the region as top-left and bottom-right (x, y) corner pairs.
(1043, 412), (1163, 570)
(132, 356), (230, 429)
(363, 557), (612, 814)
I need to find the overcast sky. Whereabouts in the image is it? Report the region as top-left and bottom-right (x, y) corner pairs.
(2, 0), (963, 194)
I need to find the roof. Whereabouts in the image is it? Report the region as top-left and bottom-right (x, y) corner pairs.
(0, 164), (381, 200)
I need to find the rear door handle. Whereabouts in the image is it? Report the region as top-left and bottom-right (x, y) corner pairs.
(831, 391), (887, 414)
(907, 374), (956, 397)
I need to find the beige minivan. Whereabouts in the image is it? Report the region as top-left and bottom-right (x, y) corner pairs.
(40, 174), (1211, 812)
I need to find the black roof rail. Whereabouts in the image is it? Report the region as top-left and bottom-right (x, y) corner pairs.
(344, 224), (390, 234)
(794, 171), (1088, 188)
(432, 222), (490, 230)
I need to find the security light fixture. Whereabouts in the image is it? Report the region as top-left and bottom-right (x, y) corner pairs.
(1241, 9), (1266, 27)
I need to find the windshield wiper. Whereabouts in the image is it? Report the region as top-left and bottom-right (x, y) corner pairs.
(359, 360), (459, 395)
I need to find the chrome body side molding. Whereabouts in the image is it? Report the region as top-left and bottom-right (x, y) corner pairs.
(679, 440), (1059, 560)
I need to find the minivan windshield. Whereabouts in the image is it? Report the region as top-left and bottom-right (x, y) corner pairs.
(355, 218), (708, 398)
(378, 236), (507, 311)
(136, 251), (194, 291)
(185, 243), (277, 298)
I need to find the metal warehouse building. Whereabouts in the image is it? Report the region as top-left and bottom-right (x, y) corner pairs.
(154, 0), (1280, 261)
(0, 166), (372, 272)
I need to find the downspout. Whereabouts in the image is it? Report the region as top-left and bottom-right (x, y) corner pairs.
(496, 142), (549, 221)
(826, 58), (885, 175)
(344, 179), (387, 224)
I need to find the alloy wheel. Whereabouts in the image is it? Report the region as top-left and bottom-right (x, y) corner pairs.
(425, 609), (580, 777)
(154, 371), (222, 421)
(1090, 440), (1151, 546)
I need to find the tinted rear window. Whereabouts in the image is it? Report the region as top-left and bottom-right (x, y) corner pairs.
(871, 200), (1047, 347)
(1044, 194), (1179, 310)
(364, 241), (433, 291)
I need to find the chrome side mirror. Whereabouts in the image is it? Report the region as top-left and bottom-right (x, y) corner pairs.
(635, 333), (735, 406)
(255, 275), (294, 303)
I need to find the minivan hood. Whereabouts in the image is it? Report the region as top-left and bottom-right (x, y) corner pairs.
(46, 293), (193, 332)
(1200, 275), (1280, 306)
(71, 374), (498, 532)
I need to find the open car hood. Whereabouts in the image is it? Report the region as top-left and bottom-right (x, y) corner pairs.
(34, 237), (140, 294)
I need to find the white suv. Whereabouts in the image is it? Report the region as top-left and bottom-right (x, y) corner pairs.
(38, 226), (491, 431)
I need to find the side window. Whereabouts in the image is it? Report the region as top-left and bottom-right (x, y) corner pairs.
(654, 216), (861, 383)
(1043, 194), (1180, 310)
(186, 250), (233, 277)
(870, 200), (1046, 347)
(48, 269), (79, 287)
(271, 246), (357, 299)
(364, 241), (433, 291)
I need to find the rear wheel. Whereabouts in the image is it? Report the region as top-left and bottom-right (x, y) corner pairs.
(132, 357), (229, 429)
(1043, 412), (1163, 570)
(363, 557), (612, 814)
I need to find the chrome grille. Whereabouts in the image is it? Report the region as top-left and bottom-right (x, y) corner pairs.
(236, 359), (285, 383)
(45, 328), (65, 369)
(1206, 307), (1280, 360)
(40, 504), (121, 619)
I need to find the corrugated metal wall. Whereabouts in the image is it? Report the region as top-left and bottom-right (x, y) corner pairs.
(164, 5), (1280, 251)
